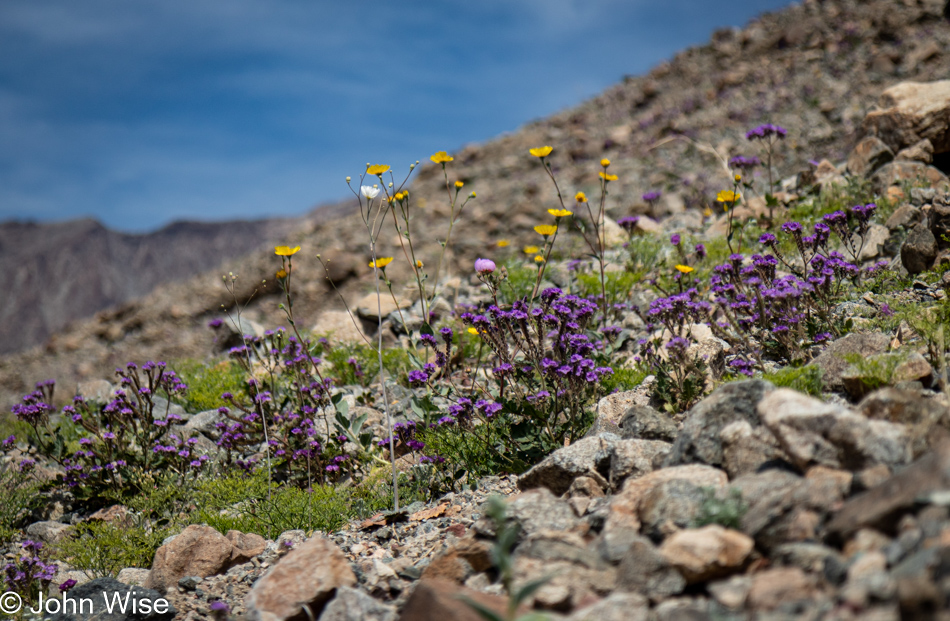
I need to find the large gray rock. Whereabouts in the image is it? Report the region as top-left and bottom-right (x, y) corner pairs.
(246, 536), (356, 621)
(759, 389), (912, 472)
(615, 535), (686, 600)
(317, 586), (395, 621)
(664, 380), (775, 468)
(567, 592), (649, 621)
(811, 333), (890, 391)
(901, 222), (938, 274)
(517, 434), (617, 495)
(46, 577), (175, 621)
(619, 405), (678, 442)
(608, 439), (671, 489)
(638, 479), (707, 542)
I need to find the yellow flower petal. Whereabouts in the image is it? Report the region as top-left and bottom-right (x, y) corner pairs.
(534, 255), (545, 263)
(523, 245), (540, 254)
(600, 158), (611, 167)
(276, 269), (287, 279)
(275, 245), (300, 256)
(369, 257), (394, 269)
(497, 239), (510, 247)
(717, 190), (741, 203)
(366, 164), (391, 175)
(534, 224), (558, 237)
(467, 327), (480, 336)
(529, 146), (553, 158)
(675, 265), (694, 274)
(415, 259), (423, 268)
(549, 208), (573, 217)
(430, 151), (454, 164)
(574, 191), (587, 203)
(599, 172), (619, 181)
(454, 180), (464, 188)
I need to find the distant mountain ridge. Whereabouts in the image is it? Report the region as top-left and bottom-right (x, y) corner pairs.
(0, 216), (299, 354)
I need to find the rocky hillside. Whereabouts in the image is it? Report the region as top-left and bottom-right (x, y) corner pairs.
(0, 217), (299, 355)
(1, 0), (949, 410)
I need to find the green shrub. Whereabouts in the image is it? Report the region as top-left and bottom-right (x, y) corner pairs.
(173, 359), (247, 412)
(693, 487), (747, 530)
(762, 365), (824, 397)
(57, 520), (173, 579)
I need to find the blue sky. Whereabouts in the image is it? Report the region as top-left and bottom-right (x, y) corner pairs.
(0, 1), (793, 232)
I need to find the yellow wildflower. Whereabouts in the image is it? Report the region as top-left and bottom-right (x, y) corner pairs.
(455, 180), (464, 188)
(703, 207), (713, 217)
(395, 192), (405, 201)
(575, 192), (587, 203)
(599, 172), (619, 181)
(469, 192), (476, 198)
(497, 239), (510, 247)
(274, 245), (300, 256)
(430, 151), (454, 164)
(600, 158), (611, 167)
(717, 190), (741, 203)
(534, 255), (545, 263)
(415, 259), (423, 268)
(276, 269), (287, 279)
(529, 146), (553, 158)
(549, 208), (573, 218)
(366, 164), (390, 175)
(534, 224), (557, 237)
(467, 327), (480, 336)
(675, 265), (694, 274)
(523, 245), (540, 254)
(734, 174), (742, 183)
(369, 257), (394, 269)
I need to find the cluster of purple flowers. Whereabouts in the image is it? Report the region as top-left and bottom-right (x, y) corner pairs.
(3, 540), (57, 601)
(11, 380), (56, 427)
(642, 191), (662, 202)
(729, 155), (761, 170)
(745, 123), (787, 141)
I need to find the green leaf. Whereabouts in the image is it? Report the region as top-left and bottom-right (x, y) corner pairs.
(513, 575), (553, 606)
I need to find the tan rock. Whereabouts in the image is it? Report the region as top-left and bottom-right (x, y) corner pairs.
(658, 525), (754, 583)
(862, 80), (950, 154)
(356, 293), (412, 321)
(246, 536), (356, 621)
(146, 525), (234, 593)
(420, 537), (492, 584)
(746, 567), (817, 611)
(226, 530), (267, 564)
(604, 465), (728, 538)
(398, 578), (519, 621)
(311, 310), (369, 345)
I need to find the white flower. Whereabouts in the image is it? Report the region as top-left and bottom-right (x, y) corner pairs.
(360, 185), (380, 199)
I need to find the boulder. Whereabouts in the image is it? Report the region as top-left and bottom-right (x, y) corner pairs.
(847, 136), (895, 177)
(147, 525), (242, 593)
(517, 434), (617, 495)
(901, 222), (938, 274)
(619, 405), (678, 442)
(638, 479), (707, 542)
(615, 535), (686, 600)
(26, 520), (72, 545)
(861, 80), (950, 154)
(608, 438), (671, 489)
(930, 193), (950, 249)
(811, 333), (890, 391)
(47, 577), (175, 621)
(246, 536), (356, 621)
(567, 592), (649, 621)
(759, 389), (912, 472)
(658, 525), (754, 583)
(664, 380), (775, 468)
(398, 578), (521, 621)
(319, 586), (396, 621)
(312, 310), (369, 345)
